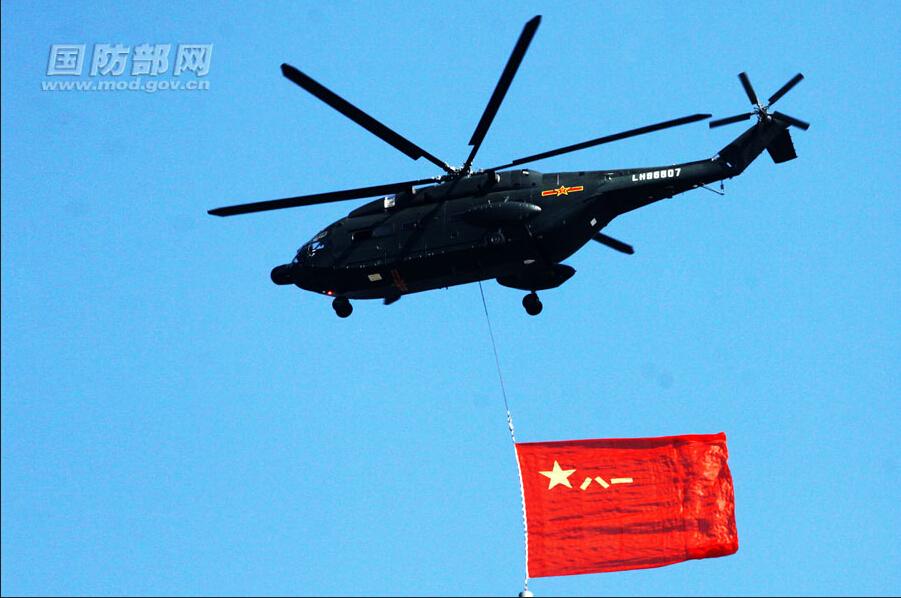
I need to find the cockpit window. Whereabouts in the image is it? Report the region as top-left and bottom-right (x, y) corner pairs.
(295, 228), (330, 262)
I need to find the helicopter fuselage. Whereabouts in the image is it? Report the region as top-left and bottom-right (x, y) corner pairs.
(210, 14), (806, 317)
(272, 155), (737, 301)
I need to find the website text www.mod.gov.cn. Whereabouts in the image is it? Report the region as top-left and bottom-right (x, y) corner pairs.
(41, 78), (210, 93)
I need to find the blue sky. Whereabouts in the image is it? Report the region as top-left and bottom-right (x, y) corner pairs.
(2, 1), (899, 595)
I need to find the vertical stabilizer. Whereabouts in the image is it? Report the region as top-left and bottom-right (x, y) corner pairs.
(709, 71), (808, 173)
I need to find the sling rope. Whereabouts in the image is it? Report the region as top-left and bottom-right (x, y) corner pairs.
(477, 281), (531, 595)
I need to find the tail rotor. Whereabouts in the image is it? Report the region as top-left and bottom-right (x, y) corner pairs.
(710, 72), (809, 131)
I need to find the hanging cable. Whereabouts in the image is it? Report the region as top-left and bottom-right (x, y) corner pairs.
(477, 281), (531, 595)
(478, 281), (513, 435)
(699, 180), (726, 196)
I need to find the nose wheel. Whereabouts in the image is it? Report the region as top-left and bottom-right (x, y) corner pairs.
(522, 292), (542, 316)
(332, 296), (353, 318)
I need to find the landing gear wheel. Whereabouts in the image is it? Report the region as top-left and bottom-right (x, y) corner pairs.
(332, 296), (353, 318)
(522, 292), (543, 316)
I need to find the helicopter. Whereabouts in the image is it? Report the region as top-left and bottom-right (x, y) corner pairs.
(209, 15), (808, 318)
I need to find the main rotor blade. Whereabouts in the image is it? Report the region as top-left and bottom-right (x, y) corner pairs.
(593, 232), (634, 254)
(738, 72), (759, 106)
(767, 73), (804, 107)
(709, 112), (754, 128)
(280, 64), (455, 175)
(771, 111), (810, 131)
(488, 113), (711, 170)
(208, 177), (438, 217)
(461, 15), (541, 173)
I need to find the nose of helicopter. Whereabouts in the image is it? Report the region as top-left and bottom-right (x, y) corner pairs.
(270, 264), (296, 285)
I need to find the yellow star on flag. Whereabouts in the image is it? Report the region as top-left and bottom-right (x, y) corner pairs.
(539, 460), (576, 489)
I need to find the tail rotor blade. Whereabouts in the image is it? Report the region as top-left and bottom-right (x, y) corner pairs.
(767, 73), (804, 107)
(771, 111), (810, 130)
(709, 112), (754, 128)
(738, 72), (760, 106)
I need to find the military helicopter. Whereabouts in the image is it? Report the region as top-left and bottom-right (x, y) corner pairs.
(210, 15), (808, 318)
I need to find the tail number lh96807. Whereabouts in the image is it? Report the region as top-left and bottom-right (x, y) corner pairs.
(631, 167), (681, 182)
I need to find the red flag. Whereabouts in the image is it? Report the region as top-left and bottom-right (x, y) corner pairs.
(515, 433), (737, 578)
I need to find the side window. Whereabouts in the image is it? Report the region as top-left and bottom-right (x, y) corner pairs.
(373, 223), (394, 238)
(351, 229), (373, 242)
